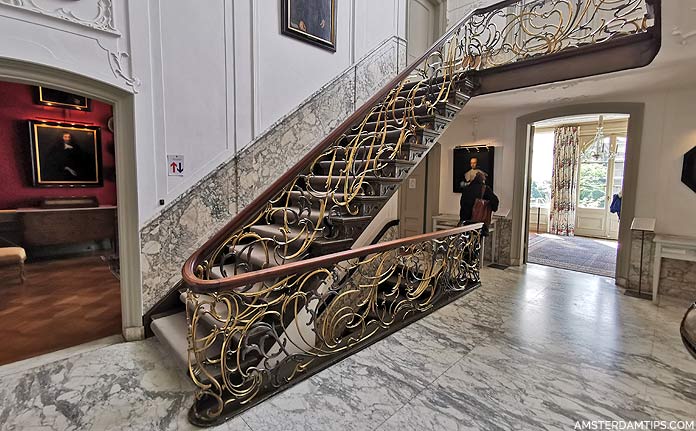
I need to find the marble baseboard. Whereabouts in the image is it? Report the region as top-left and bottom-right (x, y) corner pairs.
(139, 37), (405, 312)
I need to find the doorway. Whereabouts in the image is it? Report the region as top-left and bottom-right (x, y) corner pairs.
(399, 145), (441, 237)
(406, 0), (445, 65)
(526, 114), (628, 278)
(0, 58), (143, 365)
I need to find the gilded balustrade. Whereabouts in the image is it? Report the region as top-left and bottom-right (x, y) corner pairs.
(187, 226), (482, 425)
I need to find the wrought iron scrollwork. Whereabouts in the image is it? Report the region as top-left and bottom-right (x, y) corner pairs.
(186, 227), (481, 424)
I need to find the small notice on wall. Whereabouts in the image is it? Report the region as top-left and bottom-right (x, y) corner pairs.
(167, 155), (184, 176)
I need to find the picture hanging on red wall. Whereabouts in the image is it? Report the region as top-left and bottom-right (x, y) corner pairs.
(34, 86), (91, 111)
(28, 120), (103, 187)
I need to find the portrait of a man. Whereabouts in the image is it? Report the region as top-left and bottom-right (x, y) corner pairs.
(29, 121), (103, 187)
(453, 146), (495, 193)
(282, 0), (336, 51)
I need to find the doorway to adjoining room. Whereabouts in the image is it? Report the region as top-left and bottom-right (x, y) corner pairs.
(0, 80), (121, 365)
(526, 114), (629, 277)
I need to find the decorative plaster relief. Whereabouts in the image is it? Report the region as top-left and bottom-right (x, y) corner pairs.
(0, 0), (118, 34)
(671, 2), (696, 45)
(0, 0), (140, 91)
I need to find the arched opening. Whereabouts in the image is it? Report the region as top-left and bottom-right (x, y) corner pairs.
(0, 58), (142, 364)
(512, 103), (645, 286)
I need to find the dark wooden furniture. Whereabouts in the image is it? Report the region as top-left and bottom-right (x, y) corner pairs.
(0, 206), (117, 257)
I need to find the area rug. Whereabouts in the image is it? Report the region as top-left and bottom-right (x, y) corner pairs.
(528, 233), (617, 278)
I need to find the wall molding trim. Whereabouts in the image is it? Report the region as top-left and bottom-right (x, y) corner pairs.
(0, 0), (120, 34)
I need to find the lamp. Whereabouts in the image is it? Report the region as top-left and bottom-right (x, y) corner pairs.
(582, 115), (616, 162)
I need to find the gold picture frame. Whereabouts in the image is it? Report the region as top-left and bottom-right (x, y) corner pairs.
(281, 0), (336, 52)
(28, 121), (103, 187)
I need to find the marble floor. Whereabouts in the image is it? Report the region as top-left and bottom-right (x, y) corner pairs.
(0, 264), (694, 431)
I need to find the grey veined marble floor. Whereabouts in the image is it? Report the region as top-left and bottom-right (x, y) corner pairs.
(1, 264), (694, 431)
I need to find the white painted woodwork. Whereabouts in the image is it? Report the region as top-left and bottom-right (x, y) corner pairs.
(0, 0), (407, 223)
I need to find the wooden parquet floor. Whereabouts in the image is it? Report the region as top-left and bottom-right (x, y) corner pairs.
(0, 256), (121, 365)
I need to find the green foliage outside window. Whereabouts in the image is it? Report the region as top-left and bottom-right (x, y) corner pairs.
(579, 162), (607, 208)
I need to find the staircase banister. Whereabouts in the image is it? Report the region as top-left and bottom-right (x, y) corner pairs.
(185, 223), (483, 292)
(181, 0), (496, 286)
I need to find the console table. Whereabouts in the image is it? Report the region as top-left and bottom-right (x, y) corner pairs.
(652, 234), (696, 304)
(0, 206), (117, 258)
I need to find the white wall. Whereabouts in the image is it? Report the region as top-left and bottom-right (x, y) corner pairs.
(0, 0), (407, 224)
(438, 85), (696, 237)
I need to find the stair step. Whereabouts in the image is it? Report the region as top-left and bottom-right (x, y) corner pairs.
(249, 224), (315, 255)
(232, 242), (303, 270)
(342, 127), (439, 147)
(350, 114), (449, 134)
(367, 102), (460, 122)
(151, 312), (189, 371)
(305, 174), (403, 196)
(380, 91), (471, 110)
(346, 141), (432, 161)
(316, 158), (416, 177)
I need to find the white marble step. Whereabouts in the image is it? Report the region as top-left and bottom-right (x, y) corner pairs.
(150, 312), (189, 371)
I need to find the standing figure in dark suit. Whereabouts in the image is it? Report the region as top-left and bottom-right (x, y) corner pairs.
(460, 172), (499, 234)
(42, 132), (94, 181)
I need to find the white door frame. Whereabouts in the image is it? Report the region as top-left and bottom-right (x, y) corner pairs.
(0, 58), (144, 340)
(512, 103), (644, 286)
(406, 0), (447, 63)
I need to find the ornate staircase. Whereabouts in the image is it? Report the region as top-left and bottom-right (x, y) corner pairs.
(147, 0), (661, 426)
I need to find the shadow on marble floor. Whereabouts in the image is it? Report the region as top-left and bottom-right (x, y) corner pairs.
(0, 264), (694, 431)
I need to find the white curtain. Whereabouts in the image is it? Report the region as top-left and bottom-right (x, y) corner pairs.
(549, 126), (580, 236)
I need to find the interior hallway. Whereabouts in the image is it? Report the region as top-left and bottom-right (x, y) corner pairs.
(0, 264), (693, 430)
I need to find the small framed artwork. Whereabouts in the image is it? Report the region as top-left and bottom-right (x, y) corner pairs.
(281, 0), (336, 52)
(453, 146), (495, 193)
(28, 120), (103, 187)
(34, 86), (91, 111)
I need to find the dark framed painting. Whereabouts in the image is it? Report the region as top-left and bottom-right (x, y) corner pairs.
(34, 86), (91, 111)
(28, 121), (103, 187)
(281, 0), (336, 52)
(453, 146), (495, 193)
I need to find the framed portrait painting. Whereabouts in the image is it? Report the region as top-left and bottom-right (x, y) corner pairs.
(34, 86), (91, 111)
(453, 146), (495, 193)
(281, 0), (336, 52)
(28, 121), (103, 187)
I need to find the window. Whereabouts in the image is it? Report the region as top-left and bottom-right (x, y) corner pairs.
(530, 131), (554, 207)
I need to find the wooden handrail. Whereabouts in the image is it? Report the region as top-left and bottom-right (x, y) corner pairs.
(187, 223), (483, 292)
(181, 1), (489, 288)
(182, 0), (659, 289)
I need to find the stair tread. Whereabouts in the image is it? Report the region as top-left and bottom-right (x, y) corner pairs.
(151, 312), (189, 371)
(318, 158), (417, 167)
(308, 174), (404, 183)
(233, 243), (303, 269)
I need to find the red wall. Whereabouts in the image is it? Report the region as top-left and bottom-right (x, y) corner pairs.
(0, 81), (116, 209)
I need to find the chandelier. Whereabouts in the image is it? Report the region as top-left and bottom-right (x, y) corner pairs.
(582, 115), (616, 162)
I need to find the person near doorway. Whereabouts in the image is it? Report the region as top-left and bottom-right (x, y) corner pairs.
(459, 172), (499, 235)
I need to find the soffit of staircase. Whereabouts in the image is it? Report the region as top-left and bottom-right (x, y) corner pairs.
(460, 0), (696, 114)
(461, 57), (696, 115)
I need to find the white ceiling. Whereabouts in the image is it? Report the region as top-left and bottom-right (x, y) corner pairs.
(460, 1), (696, 116)
(533, 113), (630, 128)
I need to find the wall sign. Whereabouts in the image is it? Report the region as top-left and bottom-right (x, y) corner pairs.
(167, 154), (184, 177)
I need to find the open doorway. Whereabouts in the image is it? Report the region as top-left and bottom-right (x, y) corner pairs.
(0, 80), (122, 365)
(526, 114), (629, 277)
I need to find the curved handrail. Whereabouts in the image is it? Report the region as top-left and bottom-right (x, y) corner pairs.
(186, 223), (483, 291)
(183, 0), (657, 290)
(182, 4), (482, 289)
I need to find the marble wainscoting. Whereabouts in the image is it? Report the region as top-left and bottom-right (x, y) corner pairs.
(139, 37), (405, 312)
(627, 231), (696, 300)
(482, 216), (512, 265)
